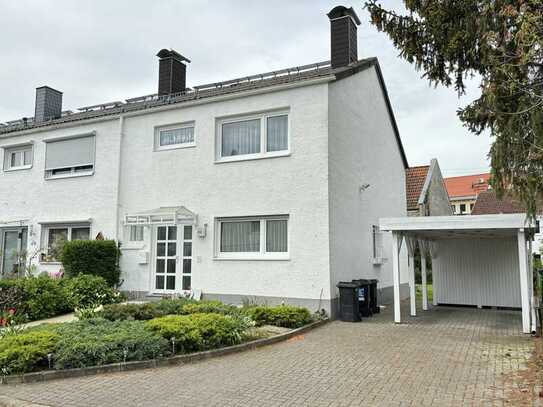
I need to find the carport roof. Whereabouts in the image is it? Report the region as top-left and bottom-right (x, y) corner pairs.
(379, 214), (538, 239)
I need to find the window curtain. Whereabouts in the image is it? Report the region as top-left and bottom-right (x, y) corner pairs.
(266, 220), (288, 252)
(160, 127), (194, 146)
(266, 115), (288, 152)
(221, 119), (260, 157)
(220, 221), (260, 252)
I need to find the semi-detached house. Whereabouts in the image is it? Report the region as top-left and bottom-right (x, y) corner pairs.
(0, 6), (409, 316)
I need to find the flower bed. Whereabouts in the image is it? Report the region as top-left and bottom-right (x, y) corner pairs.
(0, 300), (319, 376)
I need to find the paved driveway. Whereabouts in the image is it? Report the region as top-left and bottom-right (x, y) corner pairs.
(0, 305), (538, 407)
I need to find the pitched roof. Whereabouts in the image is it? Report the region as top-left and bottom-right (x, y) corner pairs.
(405, 165), (430, 211)
(444, 173), (491, 199)
(0, 58), (409, 168)
(471, 190), (525, 215)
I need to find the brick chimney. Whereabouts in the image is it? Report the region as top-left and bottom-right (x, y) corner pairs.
(327, 6), (361, 69)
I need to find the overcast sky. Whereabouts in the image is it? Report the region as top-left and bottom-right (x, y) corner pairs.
(0, 0), (491, 176)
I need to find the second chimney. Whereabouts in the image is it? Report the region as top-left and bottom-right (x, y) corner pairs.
(35, 86), (62, 123)
(157, 49), (191, 95)
(327, 6), (361, 69)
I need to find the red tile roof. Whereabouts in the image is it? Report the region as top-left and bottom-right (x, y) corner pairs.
(471, 190), (524, 215)
(444, 173), (491, 199)
(405, 165), (430, 211)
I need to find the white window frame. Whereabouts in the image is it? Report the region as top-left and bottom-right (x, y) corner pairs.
(371, 225), (386, 264)
(154, 122), (196, 151)
(3, 144), (33, 172)
(44, 134), (96, 180)
(127, 225), (145, 242)
(41, 223), (92, 263)
(214, 215), (289, 260)
(215, 110), (290, 163)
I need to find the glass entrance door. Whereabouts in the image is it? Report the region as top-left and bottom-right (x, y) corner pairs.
(1, 228), (27, 278)
(154, 226), (178, 292)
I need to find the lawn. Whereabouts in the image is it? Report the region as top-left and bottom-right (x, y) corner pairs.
(416, 284), (433, 303)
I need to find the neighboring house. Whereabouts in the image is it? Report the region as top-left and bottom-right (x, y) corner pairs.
(0, 6), (410, 316)
(405, 159), (451, 217)
(444, 173), (490, 215)
(471, 190), (524, 215)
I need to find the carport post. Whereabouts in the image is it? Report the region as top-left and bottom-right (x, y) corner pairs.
(392, 231), (402, 323)
(408, 251), (416, 317)
(421, 254), (428, 311)
(517, 229), (531, 334)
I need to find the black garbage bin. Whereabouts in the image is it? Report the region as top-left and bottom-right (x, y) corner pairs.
(369, 279), (379, 314)
(352, 279), (372, 317)
(337, 282), (361, 322)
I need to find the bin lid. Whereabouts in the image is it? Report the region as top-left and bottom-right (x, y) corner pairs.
(352, 279), (371, 285)
(369, 279), (378, 283)
(337, 281), (359, 288)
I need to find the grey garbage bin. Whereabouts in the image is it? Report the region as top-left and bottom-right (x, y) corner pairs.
(352, 279), (372, 317)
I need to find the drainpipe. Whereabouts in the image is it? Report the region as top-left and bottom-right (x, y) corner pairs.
(115, 115), (125, 242)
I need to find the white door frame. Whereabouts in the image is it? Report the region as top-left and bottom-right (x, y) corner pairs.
(150, 223), (193, 295)
(0, 227), (28, 277)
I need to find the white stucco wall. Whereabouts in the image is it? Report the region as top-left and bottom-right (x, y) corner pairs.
(433, 237), (521, 307)
(0, 120), (121, 272)
(327, 66), (409, 300)
(118, 83), (332, 303)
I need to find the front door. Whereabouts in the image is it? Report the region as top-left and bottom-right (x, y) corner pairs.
(152, 224), (193, 294)
(1, 228), (27, 278)
(153, 225), (178, 293)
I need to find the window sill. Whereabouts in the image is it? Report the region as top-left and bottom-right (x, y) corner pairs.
(39, 261), (62, 265)
(213, 254), (290, 261)
(121, 244), (146, 251)
(155, 143), (196, 152)
(215, 151), (290, 164)
(3, 165), (32, 172)
(45, 171), (94, 180)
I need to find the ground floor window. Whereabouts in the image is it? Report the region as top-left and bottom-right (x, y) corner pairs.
(215, 216), (289, 259)
(41, 224), (91, 262)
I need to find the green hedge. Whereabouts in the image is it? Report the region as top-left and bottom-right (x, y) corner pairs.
(244, 305), (313, 328)
(145, 313), (250, 353)
(61, 240), (121, 286)
(0, 329), (59, 374)
(52, 319), (170, 370)
(0, 275), (122, 323)
(99, 298), (197, 321)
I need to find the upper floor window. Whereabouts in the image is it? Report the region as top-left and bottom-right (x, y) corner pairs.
(3, 144), (33, 171)
(155, 122), (195, 151)
(217, 111), (289, 162)
(45, 134), (95, 180)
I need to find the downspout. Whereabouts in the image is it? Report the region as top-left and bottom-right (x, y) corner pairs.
(115, 115), (125, 242)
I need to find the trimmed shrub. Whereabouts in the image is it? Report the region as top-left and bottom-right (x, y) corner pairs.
(244, 305), (313, 328)
(0, 329), (59, 374)
(64, 274), (123, 309)
(19, 276), (71, 321)
(98, 298), (197, 321)
(146, 313), (250, 353)
(61, 240), (121, 286)
(52, 319), (170, 369)
(181, 301), (240, 316)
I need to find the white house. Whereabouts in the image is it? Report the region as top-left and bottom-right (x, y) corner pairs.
(0, 6), (409, 316)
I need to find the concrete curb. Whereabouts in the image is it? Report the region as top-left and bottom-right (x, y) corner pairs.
(0, 319), (328, 385)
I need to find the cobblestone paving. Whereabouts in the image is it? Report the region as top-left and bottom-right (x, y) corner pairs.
(0, 305), (537, 407)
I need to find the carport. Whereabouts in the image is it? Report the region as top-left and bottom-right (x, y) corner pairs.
(379, 214), (538, 333)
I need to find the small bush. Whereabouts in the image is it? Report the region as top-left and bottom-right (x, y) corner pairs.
(181, 301), (240, 316)
(0, 329), (58, 374)
(99, 298), (197, 321)
(52, 319), (170, 369)
(146, 313), (250, 353)
(64, 274), (122, 309)
(19, 276), (71, 321)
(61, 240), (121, 286)
(0, 280), (25, 322)
(244, 305), (313, 328)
